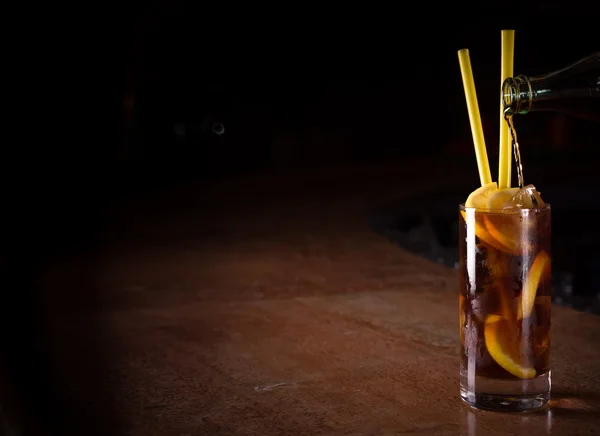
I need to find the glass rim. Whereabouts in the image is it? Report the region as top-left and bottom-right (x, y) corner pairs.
(459, 203), (551, 214)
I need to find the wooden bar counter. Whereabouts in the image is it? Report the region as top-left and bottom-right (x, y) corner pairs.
(20, 162), (600, 435)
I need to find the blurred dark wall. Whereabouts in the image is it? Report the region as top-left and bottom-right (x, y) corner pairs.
(10, 7), (596, 259)
(4, 7), (598, 255)
(115, 11), (600, 179)
(5, 7), (599, 257)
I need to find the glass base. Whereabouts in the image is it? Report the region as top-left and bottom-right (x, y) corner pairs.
(460, 370), (551, 412)
(461, 390), (550, 412)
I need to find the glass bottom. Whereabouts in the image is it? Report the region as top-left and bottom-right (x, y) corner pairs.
(460, 369), (551, 412)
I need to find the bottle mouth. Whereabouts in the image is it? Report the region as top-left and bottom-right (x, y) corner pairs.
(502, 76), (532, 115)
(502, 79), (517, 114)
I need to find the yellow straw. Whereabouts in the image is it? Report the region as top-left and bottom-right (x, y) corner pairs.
(458, 49), (492, 186)
(498, 30), (515, 189)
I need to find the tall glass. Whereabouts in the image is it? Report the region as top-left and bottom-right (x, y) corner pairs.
(459, 204), (551, 412)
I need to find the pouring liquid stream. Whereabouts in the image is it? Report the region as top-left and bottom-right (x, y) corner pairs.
(504, 109), (525, 190)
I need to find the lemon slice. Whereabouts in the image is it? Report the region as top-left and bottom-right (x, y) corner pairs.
(465, 182), (498, 208)
(487, 188), (519, 210)
(482, 187), (523, 255)
(460, 211), (510, 253)
(518, 250), (551, 320)
(463, 183), (515, 253)
(483, 215), (521, 255)
(484, 315), (536, 379)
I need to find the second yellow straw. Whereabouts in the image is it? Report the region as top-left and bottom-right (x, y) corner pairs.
(498, 30), (515, 189)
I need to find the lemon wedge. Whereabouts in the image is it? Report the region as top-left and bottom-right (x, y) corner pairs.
(518, 250), (551, 320)
(465, 182), (498, 208)
(484, 315), (536, 379)
(483, 187), (523, 255)
(487, 187), (519, 210)
(483, 215), (521, 255)
(464, 183), (515, 253)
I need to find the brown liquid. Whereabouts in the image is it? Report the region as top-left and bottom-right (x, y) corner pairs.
(505, 110), (525, 189)
(459, 209), (551, 379)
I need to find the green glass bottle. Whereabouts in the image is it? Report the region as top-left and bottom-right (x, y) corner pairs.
(502, 52), (600, 122)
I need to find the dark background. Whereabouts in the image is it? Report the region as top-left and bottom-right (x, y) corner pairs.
(19, 7), (600, 232)
(2, 3), (599, 435)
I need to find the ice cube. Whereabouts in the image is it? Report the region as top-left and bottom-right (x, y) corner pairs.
(503, 185), (545, 209)
(470, 286), (502, 321)
(462, 320), (495, 370)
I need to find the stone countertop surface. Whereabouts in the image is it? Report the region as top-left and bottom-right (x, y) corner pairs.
(16, 160), (600, 435)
